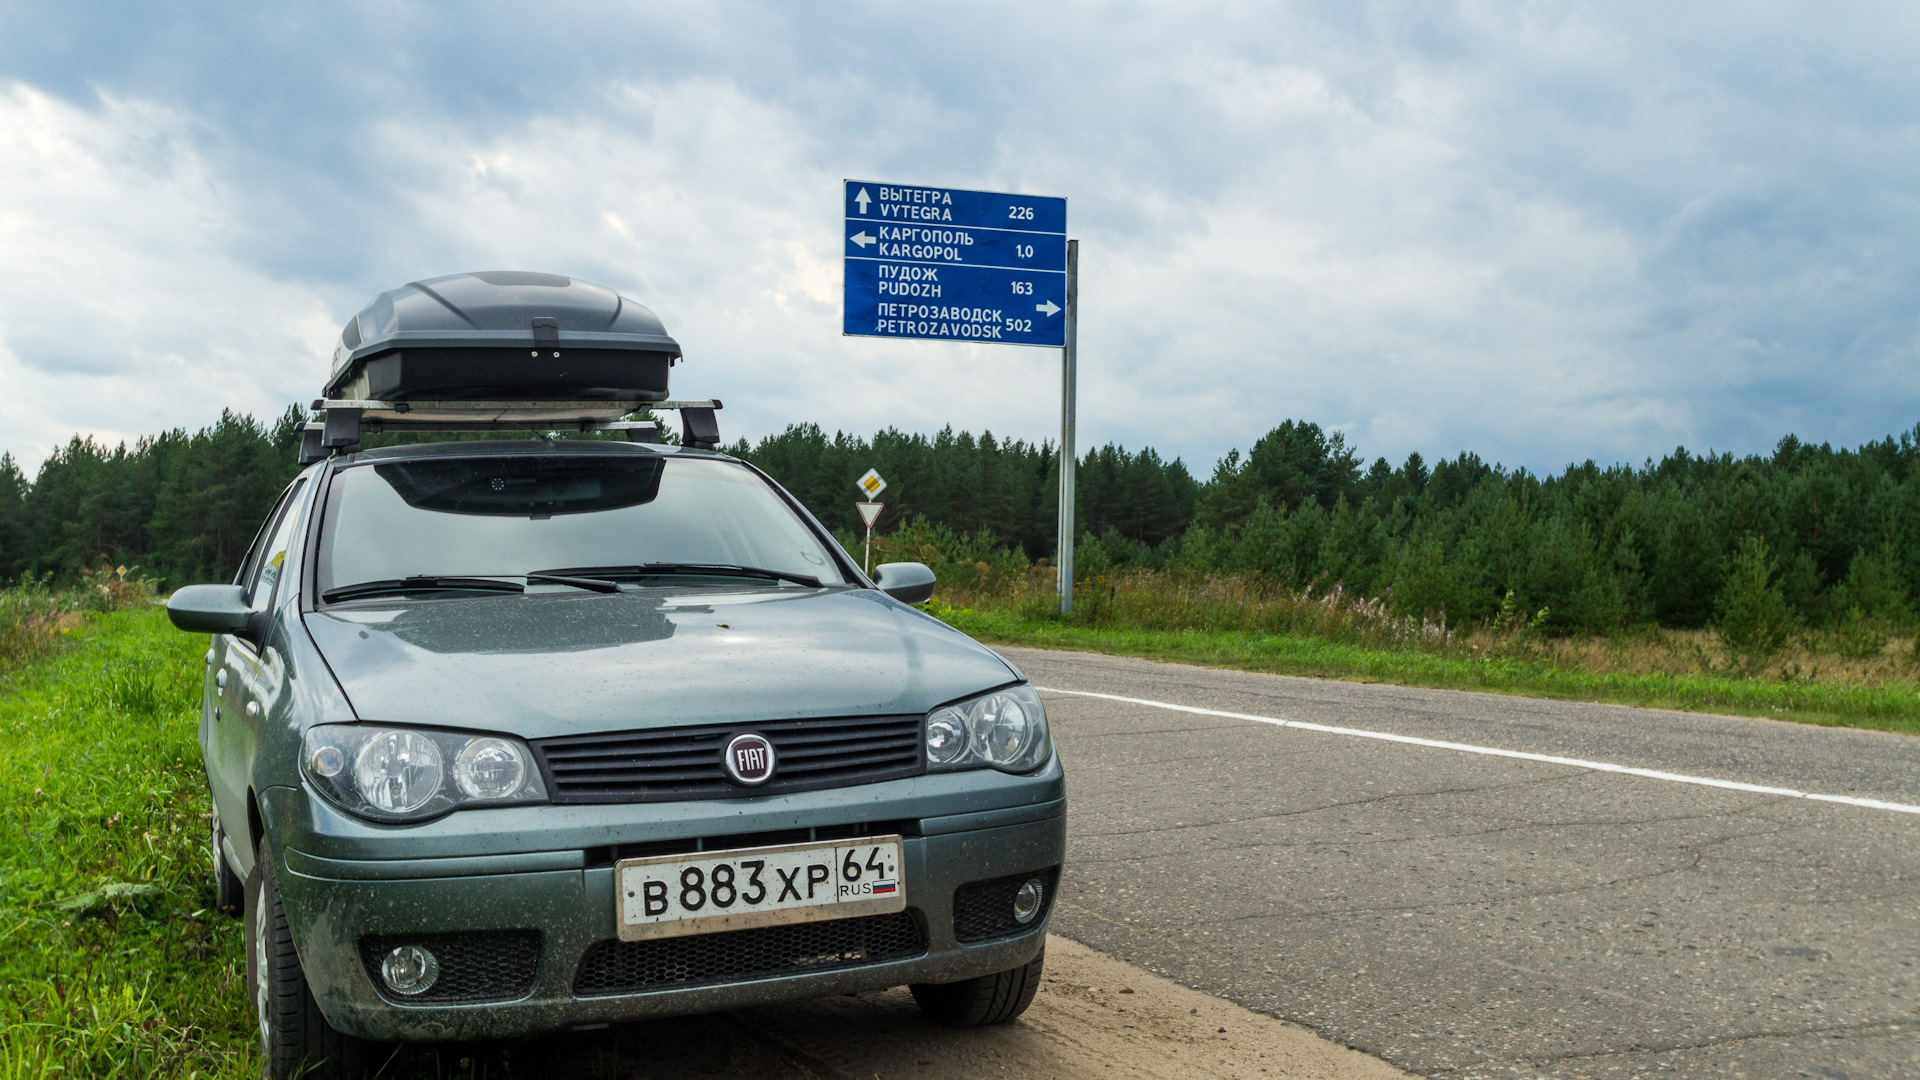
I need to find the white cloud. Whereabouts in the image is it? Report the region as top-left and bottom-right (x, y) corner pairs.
(0, 83), (336, 466)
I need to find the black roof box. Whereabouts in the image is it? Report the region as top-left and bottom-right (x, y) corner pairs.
(325, 271), (681, 402)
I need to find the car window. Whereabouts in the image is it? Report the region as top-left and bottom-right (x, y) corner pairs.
(246, 479), (308, 612)
(234, 482), (302, 587)
(317, 455), (846, 594)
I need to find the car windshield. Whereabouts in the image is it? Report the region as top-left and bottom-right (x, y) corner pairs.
(317, 453), (848, 597)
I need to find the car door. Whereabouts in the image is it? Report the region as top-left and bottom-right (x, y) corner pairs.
(205, 486), (286, 854)
(209, 479), (307, 866)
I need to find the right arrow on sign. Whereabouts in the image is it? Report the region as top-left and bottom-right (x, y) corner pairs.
(850, 231), (875, 248)
(1037, 300), (1062, 316)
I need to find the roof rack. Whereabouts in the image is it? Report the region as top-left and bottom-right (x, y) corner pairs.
(299, 398), (724, 465)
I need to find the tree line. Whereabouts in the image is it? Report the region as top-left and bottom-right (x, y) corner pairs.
(729, 418), (1920, 635)
(3, 406), (1916, 635)
(0, 408), (308, 590)
(1173, 420), (1920, 634)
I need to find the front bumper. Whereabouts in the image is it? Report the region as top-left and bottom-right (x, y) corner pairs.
(266, 770), (1066, 1042)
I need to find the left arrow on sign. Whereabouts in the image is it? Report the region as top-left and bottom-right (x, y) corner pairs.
(855, 188), (871, 214)
(1037, 300), (1062, 317)
(850, 231), (876, 248)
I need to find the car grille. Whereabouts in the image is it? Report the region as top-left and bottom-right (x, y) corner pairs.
(586, 820), (919, 866)
(533, 715), (924, 803)
(953, 867), (1060, 943)
(572, 911), (927, 995)
(359, 931), (541, 1004)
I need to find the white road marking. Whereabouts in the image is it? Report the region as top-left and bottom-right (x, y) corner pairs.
(1036, 687), (1920, 817)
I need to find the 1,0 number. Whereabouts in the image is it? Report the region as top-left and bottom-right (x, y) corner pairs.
(1015, 244), (1034, 259)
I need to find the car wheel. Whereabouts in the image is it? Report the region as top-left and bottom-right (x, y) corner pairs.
(909, 949), (1045, 1027)
(210, 806), (243, 915)
(247, 838), (373, 1080)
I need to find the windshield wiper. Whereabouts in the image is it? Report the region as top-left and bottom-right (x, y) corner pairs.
(524, 573), (622, 594)
(534, 563), (823, 589)
(322, 576), (526, 603)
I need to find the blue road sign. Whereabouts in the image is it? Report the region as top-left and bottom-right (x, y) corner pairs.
(843, 180), (1068, 347)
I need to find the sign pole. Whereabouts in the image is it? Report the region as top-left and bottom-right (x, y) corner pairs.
(1058, 239), (1079, 616)
(854, 471), (887, 580)
(855, 500), (885, 574)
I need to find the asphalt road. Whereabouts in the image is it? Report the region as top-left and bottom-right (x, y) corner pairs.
(999, 645), (1920, 1080)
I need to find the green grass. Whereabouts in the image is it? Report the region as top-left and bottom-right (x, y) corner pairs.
(0, 606), (259, 1078)
(934, 603), (1920, 736)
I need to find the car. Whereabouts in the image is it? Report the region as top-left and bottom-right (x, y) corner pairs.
(164, 272), (1066, 1079)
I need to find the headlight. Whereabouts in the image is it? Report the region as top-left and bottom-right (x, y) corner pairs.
(455, 737), (527, 799)
(302, 725), (547, 822)
(355, 730), (443, 813)
(925, 684), (1051, 774)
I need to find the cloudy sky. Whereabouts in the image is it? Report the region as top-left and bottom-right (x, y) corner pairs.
(2, 1), (1917, 478)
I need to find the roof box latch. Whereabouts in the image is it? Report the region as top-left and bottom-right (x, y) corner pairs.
(531, 317), (559, 348)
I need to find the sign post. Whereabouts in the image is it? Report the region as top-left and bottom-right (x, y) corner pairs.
(855, 468), (888, 575)
(1057, 240), (1078, 616)
(842, 180), (1078, 611)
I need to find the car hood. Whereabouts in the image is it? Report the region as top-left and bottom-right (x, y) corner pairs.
(302, 587), (1017, 739)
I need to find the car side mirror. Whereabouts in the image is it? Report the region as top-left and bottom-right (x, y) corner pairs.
(873, 562), (936, 604)
(167, 585), (253, 636)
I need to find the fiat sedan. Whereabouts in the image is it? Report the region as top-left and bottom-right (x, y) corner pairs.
(166, 438), (1065, 1079)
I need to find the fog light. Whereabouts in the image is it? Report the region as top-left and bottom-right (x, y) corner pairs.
(1011, 878), (1045, 924)
(380, 945), (439, 996)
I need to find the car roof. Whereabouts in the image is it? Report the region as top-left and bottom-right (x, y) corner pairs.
(338, 439), (733, 465)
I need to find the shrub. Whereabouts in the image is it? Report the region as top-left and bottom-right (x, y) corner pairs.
(1716, 536), (1793, 662)
(1834, 607), (1891, 661)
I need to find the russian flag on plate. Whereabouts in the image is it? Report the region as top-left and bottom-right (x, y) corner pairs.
(871, 882), (897, 894)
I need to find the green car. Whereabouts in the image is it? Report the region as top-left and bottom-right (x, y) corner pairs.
(165, 275), (1065, 1079)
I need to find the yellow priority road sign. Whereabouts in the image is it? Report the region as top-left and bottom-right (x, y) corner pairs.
(856, 468), (887, 499)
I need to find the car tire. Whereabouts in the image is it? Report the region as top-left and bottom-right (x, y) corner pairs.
(909, 949), (1045, 1027)
(210, 809), (243, 916)
(247, 838), (374, 1080)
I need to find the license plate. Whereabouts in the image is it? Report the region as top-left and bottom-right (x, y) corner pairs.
(615, 835), (905, 941)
